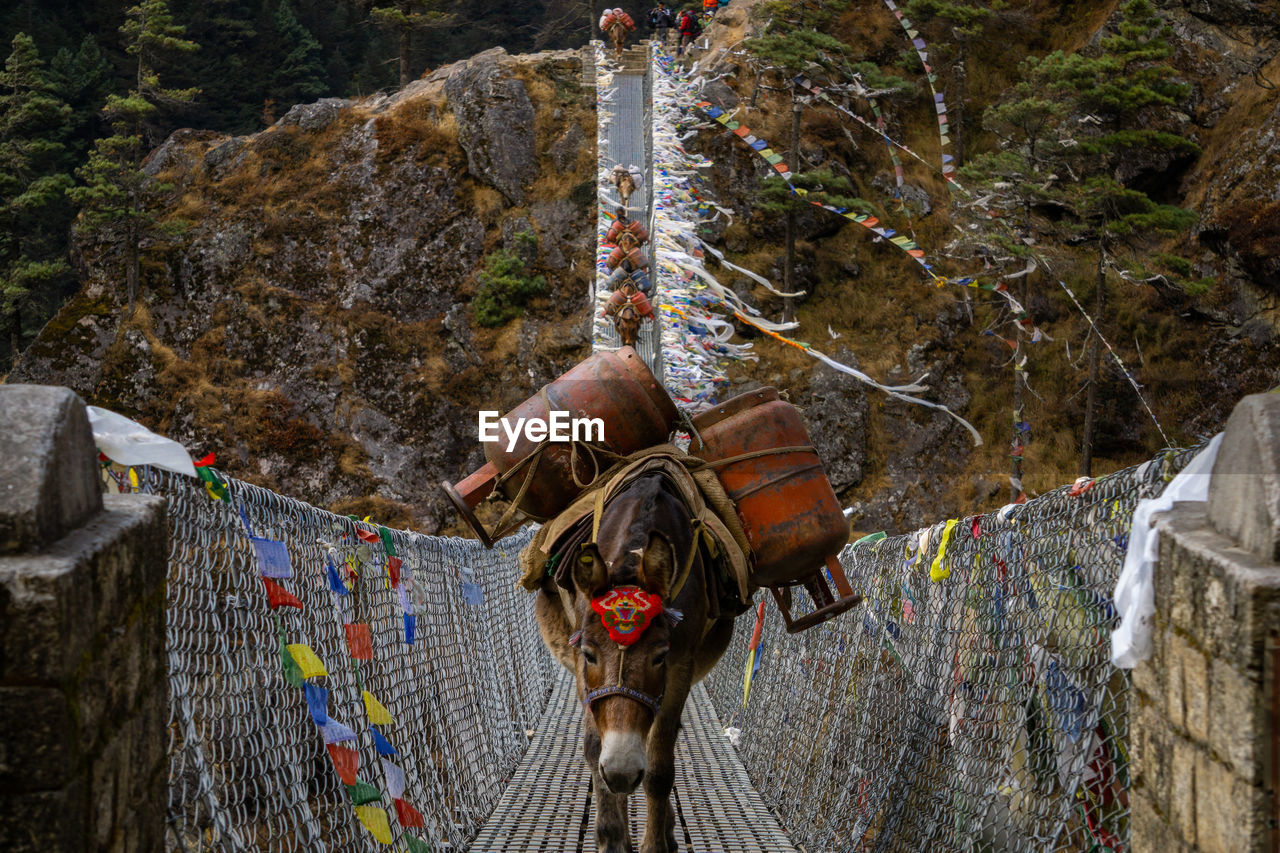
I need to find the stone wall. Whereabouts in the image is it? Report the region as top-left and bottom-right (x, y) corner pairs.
(1132, 393), (1280, 852)
(0, 385), (168, 852)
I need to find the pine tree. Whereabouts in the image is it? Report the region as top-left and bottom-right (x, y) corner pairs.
(47, 35), (113, 160)
(367, 0), (454, 89)
(68, 0), (199, 311)
(271, 0), (326, 109)
(0, 33), (74, 368)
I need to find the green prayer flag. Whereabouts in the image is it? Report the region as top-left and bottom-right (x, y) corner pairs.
(378, 527), (396, 557)
(346, 780), (383, 806)
(404, 837), (432, 853)
(280, 637), (304, 687)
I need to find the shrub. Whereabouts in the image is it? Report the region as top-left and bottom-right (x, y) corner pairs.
(473, 230), (547, 327)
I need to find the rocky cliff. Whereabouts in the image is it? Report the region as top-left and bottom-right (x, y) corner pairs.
(8, 1), (1280, 537)
(9, 47), (597, 534)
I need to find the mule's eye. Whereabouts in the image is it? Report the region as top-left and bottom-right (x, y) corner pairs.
(582, 648), (598, 666)
(653, 650), (668, 667)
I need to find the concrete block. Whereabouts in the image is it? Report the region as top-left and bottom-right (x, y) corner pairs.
(1208, 659), (1259, 781)
(1170, 738), (1197, 844)
(1208, 392), (1280, 561)
(0, 385), (102, 554)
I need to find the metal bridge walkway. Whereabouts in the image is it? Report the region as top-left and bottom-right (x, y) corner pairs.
(469, 671), (797, 852)
(593, 41), (663, 381)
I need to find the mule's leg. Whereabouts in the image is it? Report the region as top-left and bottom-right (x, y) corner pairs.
(639, 680), (690, 853)
(585, 725), (635, 853)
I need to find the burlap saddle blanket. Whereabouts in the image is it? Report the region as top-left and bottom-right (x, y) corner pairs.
(516, 444), (754, 609)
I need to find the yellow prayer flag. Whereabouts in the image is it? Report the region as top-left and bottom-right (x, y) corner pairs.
(354, 805), (394, 844)
(286, 644), (328, 679)
(362, 690), (395, 725)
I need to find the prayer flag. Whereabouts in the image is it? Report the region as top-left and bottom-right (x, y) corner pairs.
(346, 780), (383, 806)
(354, 805), (393, 844)
(345, 623), (373, 660)
(262, 577), (303, 610)
(327, 743), (359, 785)
(363, 690), (395, 725)
(382, 758), (406, 798)
(286, 644), (328, 679)
(395, 799), (426, 829)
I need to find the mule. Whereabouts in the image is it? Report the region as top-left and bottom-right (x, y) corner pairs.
(536, 473), (736, 853)
(608, 20), (629, 58)
(611, 283), (643, 348)
(615, 170), (636, 210)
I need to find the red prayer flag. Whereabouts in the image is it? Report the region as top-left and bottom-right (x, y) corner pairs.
(193, 452), (216, 467)
(355, 528), (381, 544)
(327, 744), (359, 785)
(262, 577), (303, 610)
(394, 798), (425, 828)
(345, 623), (373, 660)
(387, 557), (402, 588)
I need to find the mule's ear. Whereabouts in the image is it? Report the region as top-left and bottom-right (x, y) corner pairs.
(573, 549), (609, 597)
(638, 532), (674, 599)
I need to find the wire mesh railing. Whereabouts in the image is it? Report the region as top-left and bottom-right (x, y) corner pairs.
(146, 467), (554, 852)
(704, 445), (1204, 853)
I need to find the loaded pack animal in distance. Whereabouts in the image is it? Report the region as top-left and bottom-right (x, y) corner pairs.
(442, 350), (864, 853)
(599, 7), (637, 58)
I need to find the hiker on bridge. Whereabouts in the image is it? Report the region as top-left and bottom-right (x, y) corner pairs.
(677, 8), (702, 55)
(648, 1), (676, 47)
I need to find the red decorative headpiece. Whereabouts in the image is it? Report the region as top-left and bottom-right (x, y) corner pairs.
(590, 586), (663, 646)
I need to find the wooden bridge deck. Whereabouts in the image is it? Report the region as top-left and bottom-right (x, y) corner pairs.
(469, 671), (797, 852)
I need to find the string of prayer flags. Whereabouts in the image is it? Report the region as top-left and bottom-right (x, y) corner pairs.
(262, 577), (303, 610)
(882, 0), (955, 182)
(362, 690), (395, 725)
(286, 644), (328, 679)
(353, 805), (394, 845)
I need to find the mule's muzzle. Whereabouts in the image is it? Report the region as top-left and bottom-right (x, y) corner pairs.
(599, 731), (647, 794)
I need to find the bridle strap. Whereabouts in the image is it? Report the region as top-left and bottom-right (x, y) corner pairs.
(583, 684), (663, 716)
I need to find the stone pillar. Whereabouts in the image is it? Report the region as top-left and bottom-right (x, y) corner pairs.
(0, 385), (168, 852)
(1132, 393), (1280, 852)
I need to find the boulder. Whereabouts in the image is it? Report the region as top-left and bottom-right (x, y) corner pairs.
(445, 50), (539, 204)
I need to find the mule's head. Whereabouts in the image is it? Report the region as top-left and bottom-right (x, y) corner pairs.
(571, 475), (687, 794)
(615, 303), (641, 347)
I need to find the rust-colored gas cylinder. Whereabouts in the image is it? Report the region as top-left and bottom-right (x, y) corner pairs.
(441, 346), (676, 546)
(691, 387), (860, 632)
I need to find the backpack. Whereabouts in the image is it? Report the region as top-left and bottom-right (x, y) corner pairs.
(688, 14), (703, 36)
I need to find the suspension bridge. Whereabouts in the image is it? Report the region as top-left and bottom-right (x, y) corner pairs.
(146, 40), (1203, 852)
(0, 36), (1247, 853)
